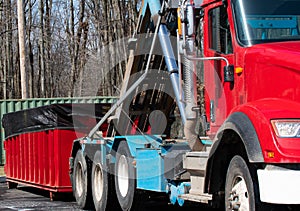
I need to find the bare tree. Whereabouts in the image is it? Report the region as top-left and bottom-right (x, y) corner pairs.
(17, 0), (28, 99)
(27, 0), (34, 98)
(0, 0), (140, 100)
(38, 0), (45, 97)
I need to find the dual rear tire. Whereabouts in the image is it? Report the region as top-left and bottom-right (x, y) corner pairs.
(72, 150), (93, 209)
(90, 141), (139, 211)
(91, 151), (108, 211)
(114, 141), (143, 211)
(91, 150), (122, 211)
(73, 142), (143, 211)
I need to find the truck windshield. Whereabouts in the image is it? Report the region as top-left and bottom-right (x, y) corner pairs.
(232, 0), (300, 46)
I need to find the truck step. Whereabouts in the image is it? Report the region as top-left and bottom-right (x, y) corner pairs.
(179, 193), (212, 204)
(183, 151), (210, 196)
(183, 151), (209, 173)
(185, 151), (209, 157)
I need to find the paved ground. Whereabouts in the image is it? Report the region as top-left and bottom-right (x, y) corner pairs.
(0, 180), (81, 211)
(0, 166), (218, 210)
(0, 179), (220, 211)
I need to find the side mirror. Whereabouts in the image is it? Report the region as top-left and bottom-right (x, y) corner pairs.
(224, 65), (234, 82)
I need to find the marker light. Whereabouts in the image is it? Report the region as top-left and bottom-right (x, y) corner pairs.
(235, 67), (243, 74)
(267, 151), (275, 159)
(271, 120), (300, 138)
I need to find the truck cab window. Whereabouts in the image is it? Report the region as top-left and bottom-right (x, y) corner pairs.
(209, 6), (233, 54)
(232, 0), (300, 46)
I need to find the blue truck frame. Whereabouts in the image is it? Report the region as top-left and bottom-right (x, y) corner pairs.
(74, 134), (196, 205)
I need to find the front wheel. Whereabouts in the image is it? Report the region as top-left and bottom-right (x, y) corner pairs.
(225, 155), (256, 211)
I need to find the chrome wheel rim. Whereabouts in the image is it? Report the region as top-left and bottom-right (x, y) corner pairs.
(117, 155), (129, 198)
(229, 176), (250, 211)
(94, 163), (104, 201)
(75, 161), (84, 197)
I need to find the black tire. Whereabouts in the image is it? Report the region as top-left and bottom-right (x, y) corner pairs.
(225, 155), (294, 211)
(114, 141), (143, 211)
(92, 150), (121, 211)
(225, 155), (256, 211)
(92, 151), (108, 211)
(72, 150), (93, 209)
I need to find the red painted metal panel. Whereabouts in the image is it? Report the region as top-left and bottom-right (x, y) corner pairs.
(4, 129), (84, 193)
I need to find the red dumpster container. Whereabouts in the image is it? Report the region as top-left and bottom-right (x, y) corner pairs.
(4, 129), (84, 194)
(2, 103), (110, 199)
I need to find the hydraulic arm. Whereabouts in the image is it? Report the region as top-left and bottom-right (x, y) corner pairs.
(88, 0), (204, 150)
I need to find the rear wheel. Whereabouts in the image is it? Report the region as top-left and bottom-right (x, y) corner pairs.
(92, 151), (108, 211)
(72, 150), (93, 209)
(92, 150), (121, 211)
(115, 141), (143, 211)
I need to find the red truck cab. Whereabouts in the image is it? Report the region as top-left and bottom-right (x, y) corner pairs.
(200, 0), (300, 206)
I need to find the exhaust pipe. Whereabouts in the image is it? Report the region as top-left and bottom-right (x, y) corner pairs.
(181, 0), (204, 151)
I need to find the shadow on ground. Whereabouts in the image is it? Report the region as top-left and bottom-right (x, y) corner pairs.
(0, 182), (221, 211)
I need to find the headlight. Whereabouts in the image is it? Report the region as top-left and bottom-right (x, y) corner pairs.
(271, 120), (300, 138)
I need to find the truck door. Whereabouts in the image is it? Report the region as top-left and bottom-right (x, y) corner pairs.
(203, 3), (235, 135)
